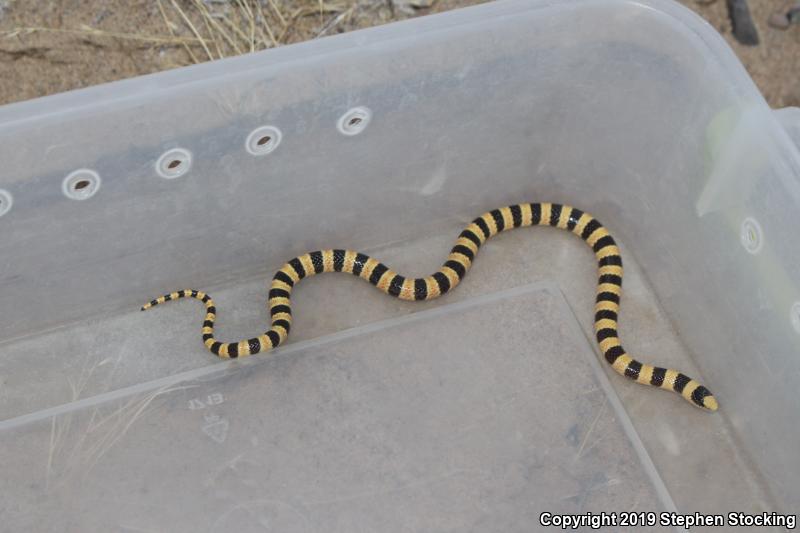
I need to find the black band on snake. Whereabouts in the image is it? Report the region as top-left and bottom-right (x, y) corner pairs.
(142, 202), (718, 411)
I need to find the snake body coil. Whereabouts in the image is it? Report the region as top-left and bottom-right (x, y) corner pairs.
(142, 202), (717, 411)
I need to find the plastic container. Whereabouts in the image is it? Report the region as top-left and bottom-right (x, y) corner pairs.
(1, 0), (798, 530)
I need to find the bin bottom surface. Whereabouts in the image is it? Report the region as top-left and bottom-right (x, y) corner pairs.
(0, 227), (776, 531)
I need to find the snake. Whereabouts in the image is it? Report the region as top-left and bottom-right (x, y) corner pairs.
(142, 202), (717, 411)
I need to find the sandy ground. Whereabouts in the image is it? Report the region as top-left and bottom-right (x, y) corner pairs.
(0, 0), (797, 108)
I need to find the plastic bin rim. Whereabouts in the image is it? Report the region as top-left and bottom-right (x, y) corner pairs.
(0, 0), (767, 129)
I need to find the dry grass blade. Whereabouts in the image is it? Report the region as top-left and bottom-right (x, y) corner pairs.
(192, 0), (244, 56)
(218, 11), (255, 50)
(316, 5), (356, 37)
(235, 0), (256, 52)
(268, 0), (289, 29)
(243, 0), (272, 50)
(291, 3), (348, 19)
(256, 2), (279, 47)
(0, 25), (200, 45)
(169, 0), (214, 61)
(157, 0), (200, 64)
(200, 3), (225, 59)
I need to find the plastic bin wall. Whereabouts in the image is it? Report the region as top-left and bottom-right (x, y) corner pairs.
(1, 0), (799, 521)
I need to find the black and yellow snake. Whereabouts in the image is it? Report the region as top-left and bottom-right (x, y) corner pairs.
(142, 202), (717, 411)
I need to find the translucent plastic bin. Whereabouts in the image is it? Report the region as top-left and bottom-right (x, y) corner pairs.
(1, 0), (799, 531)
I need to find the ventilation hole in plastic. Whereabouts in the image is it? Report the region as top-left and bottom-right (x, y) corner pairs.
(156, 148), (192, 179)
(740, 217), (763, 254)
(246, 126), (282, 156)
(0, 189), (12, 217)
(337, 107), (371, 136)
(791, 302), (800, 335)
(62, 169), (101, 200)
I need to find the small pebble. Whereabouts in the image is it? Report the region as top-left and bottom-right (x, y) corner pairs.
(768, 11), (791, 30)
